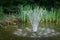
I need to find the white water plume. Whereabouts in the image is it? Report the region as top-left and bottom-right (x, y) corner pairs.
(26, 8), (47, 32)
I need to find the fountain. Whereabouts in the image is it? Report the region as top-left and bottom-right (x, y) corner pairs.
(13, 5), (60, 38)
(27, 8), (47, 32)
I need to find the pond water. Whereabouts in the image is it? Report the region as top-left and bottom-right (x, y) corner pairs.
(0, 23), (60, 40)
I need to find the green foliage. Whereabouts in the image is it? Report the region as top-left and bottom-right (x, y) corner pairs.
(17, 5), (28, 21)
(0, 0), (60, 8)
(0, 6), (5, 20)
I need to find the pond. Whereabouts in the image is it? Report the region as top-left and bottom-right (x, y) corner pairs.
(0, 22), (60, 40)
